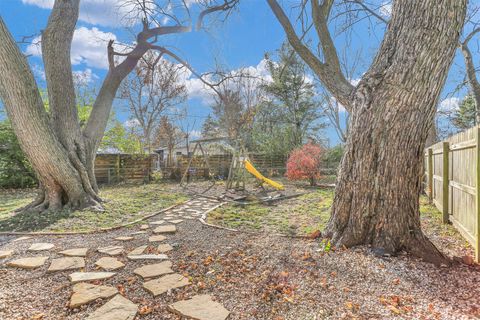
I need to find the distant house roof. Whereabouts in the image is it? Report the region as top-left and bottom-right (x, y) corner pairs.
(97, 147), (123, 154)
(154, 143), (188, 152)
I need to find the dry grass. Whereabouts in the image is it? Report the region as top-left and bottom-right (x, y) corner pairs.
(0, 183), (187, 232)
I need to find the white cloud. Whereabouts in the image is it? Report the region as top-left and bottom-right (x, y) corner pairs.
(73, 68), (98, 85)
(189, 130), (202, 139)
(439, 97), (460, 112)
(22, 0), (53, 9)
(22, 0), (150, 27)
(26, 27), (119, 70)
(125, 118), (140, 128)
(350, 78), (361, 86)
(70, 27), (117, 69)
(31, 64), (46, 81)
(328, 96), (347, 113)
(180, 59), (273, 106)
(379, 2), (392, 18)
(25, 36), (42, 57)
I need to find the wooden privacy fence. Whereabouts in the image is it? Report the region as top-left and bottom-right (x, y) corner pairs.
(424, 126), (480, 261)
(94, 154), (154, 184)
(161, 153), (289, 180)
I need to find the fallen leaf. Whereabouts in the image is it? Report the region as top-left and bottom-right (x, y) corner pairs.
(139, 305), (153, 315)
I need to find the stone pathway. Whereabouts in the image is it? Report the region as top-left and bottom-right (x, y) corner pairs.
(1, 196), (229, 319)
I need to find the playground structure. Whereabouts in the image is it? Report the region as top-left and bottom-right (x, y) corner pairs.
(179, 137), (286, 203)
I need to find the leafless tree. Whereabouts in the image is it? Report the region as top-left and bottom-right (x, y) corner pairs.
(0, 0), (238, 212)
(120, 51), (187, 153)
(267, 0), (467, 264)
(153, 115), (184, 167)
(321, 92), (348, 143)
(459, 5), (480, 123)
(209, 70), (263, 142)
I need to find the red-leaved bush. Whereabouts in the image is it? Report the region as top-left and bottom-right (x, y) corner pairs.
(286, 143), (323, 186)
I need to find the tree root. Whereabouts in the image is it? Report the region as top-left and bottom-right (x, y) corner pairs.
(325, 222), (451, 267)
(406, 233), (450, 267)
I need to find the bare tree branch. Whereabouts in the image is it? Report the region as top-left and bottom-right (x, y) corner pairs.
(459, 27), (480, 122)
(267, 0), (354, 111)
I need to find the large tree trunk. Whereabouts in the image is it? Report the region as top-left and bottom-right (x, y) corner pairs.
(0, 0), (206, 213)
(325, 0), (466, 265)
(0, 10), (100, 212)
(41, 0), (101, 201)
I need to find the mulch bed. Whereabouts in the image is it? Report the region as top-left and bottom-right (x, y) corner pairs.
(1, 215), (479, 319)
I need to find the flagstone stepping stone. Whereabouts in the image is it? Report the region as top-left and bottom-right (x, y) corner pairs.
(131, 231), (147, 235)
(150, 220), (165, 225)
(70, 283), (117, 308)
(95, 257), (125, 271)
(143, 273), (190, 297)
(153, 225), (177, 234)
(12, 236), (32, 242)
(170, 219), (184, 224)
(127, 254), (168, 261)
(168, 295), (230, 320)
(28, 243), (54, 251)
(69, 272), (116, 283)
(157, 244), (173, 253)
(86, 294), (137, 320)
(59, 248), (88, 257)
(115, 236), (134, 241)
(140, 224), (149, 230)
(48, 257), (85, 272)
(7, 256), (48, 269)
(0, 250), (13, 259)
(98, 246), (123, 256)
(134, 261), (173, 279)
(129, 245), (147, 255)
(149, 235), (166, 242)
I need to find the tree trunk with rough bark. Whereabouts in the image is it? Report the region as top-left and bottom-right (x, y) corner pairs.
(0, 0), (215, 212)
(325, 0), (466, 264)
(0, 6), (100, 211)
(268, 0), (466, 264)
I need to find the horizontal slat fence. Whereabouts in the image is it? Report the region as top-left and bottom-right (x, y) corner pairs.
(95, 154), (154, 184)
(161, 153), (289, 180)
(424, 126), (480, 261)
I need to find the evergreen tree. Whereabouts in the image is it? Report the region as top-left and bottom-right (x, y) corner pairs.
(252, 42), (325, 157)
(452, 94), (477, 130)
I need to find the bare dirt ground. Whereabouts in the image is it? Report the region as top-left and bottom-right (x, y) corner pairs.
(0, 181), (479, 319)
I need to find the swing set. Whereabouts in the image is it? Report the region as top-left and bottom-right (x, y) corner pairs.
(179, 137), (284, 199)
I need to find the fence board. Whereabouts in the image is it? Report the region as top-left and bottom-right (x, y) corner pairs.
(94, 154), (154, 184)
(425, 126), (480, 261)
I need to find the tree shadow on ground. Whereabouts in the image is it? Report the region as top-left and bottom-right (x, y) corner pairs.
(0, 208), (72, 232)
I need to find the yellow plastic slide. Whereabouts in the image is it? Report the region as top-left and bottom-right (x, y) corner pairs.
(243, 159), (285, 190)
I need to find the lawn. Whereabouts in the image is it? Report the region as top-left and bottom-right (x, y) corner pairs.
(208, 186), (473, 255)
(0, 183), (187, 232)
(208, 187), (334, 235)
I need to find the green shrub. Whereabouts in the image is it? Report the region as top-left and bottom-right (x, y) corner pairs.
(0, 120), (37, 188)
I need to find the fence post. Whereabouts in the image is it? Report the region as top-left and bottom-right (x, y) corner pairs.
(442, 141), (450, 224)
(476, 128), (480, 262)
(428, 148), (433, 202)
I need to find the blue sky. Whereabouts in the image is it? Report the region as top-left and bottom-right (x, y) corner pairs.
(0, 0), (474, 145)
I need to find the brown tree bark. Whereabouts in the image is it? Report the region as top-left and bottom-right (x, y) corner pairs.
(269, 0), (467, 264)
(0, 0), (235, 212)
(0, 12), (99, 211)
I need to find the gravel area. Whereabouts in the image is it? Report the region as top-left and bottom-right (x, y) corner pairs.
(0, 206), (479, 320)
